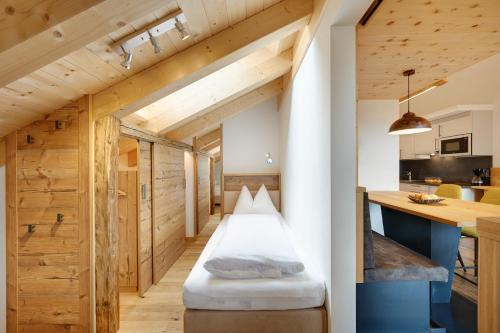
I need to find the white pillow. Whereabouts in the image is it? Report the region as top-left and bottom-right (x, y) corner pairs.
(252, 184), (278, 214)
(233, 185), (254, 214)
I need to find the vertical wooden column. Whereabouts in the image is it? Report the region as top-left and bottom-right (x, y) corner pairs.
(94, 116), (120, 333)
(137, 141), (153, 296)
(6, 132), (17, 333)
(79, 96), (92, 333)
(219, 124), (224, 219)
(478, 217), (500, 333)
(210, 157), (215, 215)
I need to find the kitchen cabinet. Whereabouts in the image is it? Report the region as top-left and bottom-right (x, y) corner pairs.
(400, 135), (415, 160)
(399, 109), (492, 160)
(438, 113), (472, 138)
(400, 183), (475, 201)
(414, 123), (438, 155)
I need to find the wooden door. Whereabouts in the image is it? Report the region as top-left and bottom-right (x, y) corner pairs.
(118, 171), (138, 291)
(7, 99), (91, 332)
(137, 141), (153, 296)
(197, 154), (210, 234)
(152, 144), (186, 283)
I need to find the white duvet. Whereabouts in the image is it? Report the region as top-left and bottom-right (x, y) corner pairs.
(204, 214), (305, 279)
(183, 214), (326, 310)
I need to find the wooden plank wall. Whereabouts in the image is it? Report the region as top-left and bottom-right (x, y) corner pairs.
(138, 141), (153, 296)
(152, 144), (186, 283)
(118, 171), (138, 291)
(478, 217), (500, 332)
(6, 98), (91, 332)
(197, 154), (210, 234)
(94, 115), (120, 333)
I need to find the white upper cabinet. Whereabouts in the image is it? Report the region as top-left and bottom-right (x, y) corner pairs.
(438, 113), (472, 138)
(399, 106), (493, 160)
(414, 123), (438, 155)
(400, 134), (415, 160)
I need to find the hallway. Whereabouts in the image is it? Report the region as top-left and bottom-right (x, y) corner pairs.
(118, 214), (220, 333)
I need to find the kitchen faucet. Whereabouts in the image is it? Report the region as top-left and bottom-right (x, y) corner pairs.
(405, 171), (412, 181)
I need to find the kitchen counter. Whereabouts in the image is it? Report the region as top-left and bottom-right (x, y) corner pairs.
(369, 191), (500, 227)
(400, 179), (473, 188)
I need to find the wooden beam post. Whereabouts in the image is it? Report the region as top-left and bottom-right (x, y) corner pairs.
(165, 78), (283, 141)
(94, 115), (120, 333)
(92, 0), (312, 120)
(6, 132), (17, 333)
(0, 0), (173, 88)
(194, 128), (221, 151)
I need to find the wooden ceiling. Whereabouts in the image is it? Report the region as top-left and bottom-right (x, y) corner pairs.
(357, 0), (500, 100)
(0, 0), (312, 139)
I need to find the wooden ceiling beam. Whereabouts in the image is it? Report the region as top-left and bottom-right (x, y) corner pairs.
(120, 122), (192, 152)
(145, 49), (291, 135)
(165, 77), (283, 141)
(201, 139), (221, 153)
(194, 128), (221, 151)
(0, 0), (173, 88)
(92, 0), (312, 121)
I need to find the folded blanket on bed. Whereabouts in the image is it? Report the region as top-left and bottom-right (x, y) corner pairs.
(204, 214), (305, 279)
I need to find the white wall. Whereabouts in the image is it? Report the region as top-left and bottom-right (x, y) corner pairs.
(279, 15), (332, 320)
(358, 100), (400, 191)
(358, 100), (400, 234)
(278, 1), (371, 332)
(402, 53), (500, 166)
(223, 98), (280, 173)
(0, 166), (5, 333)
(184, 152), (195, 237)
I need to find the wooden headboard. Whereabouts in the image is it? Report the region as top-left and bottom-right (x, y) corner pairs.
(222, 173), (281, 214)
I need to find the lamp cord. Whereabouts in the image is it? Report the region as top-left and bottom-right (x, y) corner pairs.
(407, 72), (410, 113)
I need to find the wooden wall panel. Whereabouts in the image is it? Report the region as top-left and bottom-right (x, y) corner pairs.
(94, 116), (120, 333)
(478, 217), (500, 333)
(118, 171), (138, 291)
(197, 154), (210, 234)
(138, 141), (153, 296)
(6, 132), (17, 333)
(152, 144), (186, 283)
(7, 98), (91, 333)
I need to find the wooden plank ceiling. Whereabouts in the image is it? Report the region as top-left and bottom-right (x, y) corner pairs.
(357, 0), (500, 100)
(0, 0), (308, 140)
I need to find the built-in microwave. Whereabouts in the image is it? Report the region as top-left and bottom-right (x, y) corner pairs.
(439, 133), (472, 157)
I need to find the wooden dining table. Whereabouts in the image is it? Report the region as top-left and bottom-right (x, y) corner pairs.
(368, 191), (500, 303)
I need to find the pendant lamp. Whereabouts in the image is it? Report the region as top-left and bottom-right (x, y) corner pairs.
(388, 69), (431, 135)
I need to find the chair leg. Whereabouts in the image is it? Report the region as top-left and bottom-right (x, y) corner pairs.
(457, 250), (467, 273)
(474, 238), (479, 277)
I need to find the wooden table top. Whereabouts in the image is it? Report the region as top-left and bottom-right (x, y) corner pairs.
(368, 191), (500, 227)
(471, 186), (500, 191)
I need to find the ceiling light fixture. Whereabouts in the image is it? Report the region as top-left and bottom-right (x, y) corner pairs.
(175, 17), (191, 40)
(120, 46), (133, 70)
(148, 30), (162, 54)
(388, 69), (432, 135)
(398, 79), (447, 104)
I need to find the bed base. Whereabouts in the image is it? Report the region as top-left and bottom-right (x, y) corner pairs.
(184, 307), (328, 333)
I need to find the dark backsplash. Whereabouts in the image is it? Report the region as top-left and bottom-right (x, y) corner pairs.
(400, 156), (493, 183)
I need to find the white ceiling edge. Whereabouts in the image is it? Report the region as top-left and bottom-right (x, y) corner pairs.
(426, 104), (494, 121)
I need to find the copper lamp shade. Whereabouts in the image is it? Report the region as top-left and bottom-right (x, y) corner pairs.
(388, 111), (431, 135)
(388, 69), (431, 135)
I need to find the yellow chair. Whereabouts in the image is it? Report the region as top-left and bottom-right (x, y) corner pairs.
(461, 189), (500, 277)
(434, 184), (462, 199)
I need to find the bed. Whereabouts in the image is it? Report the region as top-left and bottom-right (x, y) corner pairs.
(183, 174), (328, 333)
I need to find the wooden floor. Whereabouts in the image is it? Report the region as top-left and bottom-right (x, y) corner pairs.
(118, 210), (478, 333)
(119, 212), (221, 333)
(453, 237), (478, 303)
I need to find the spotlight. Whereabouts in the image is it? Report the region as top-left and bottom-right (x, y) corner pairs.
(120, 46), (133, 70)
(175, 17), (191, 40)
(148, 30), (162, 54)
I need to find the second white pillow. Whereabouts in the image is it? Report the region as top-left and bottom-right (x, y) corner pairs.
(233, 185), (254, 214)
(252, 184), (278, 214)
